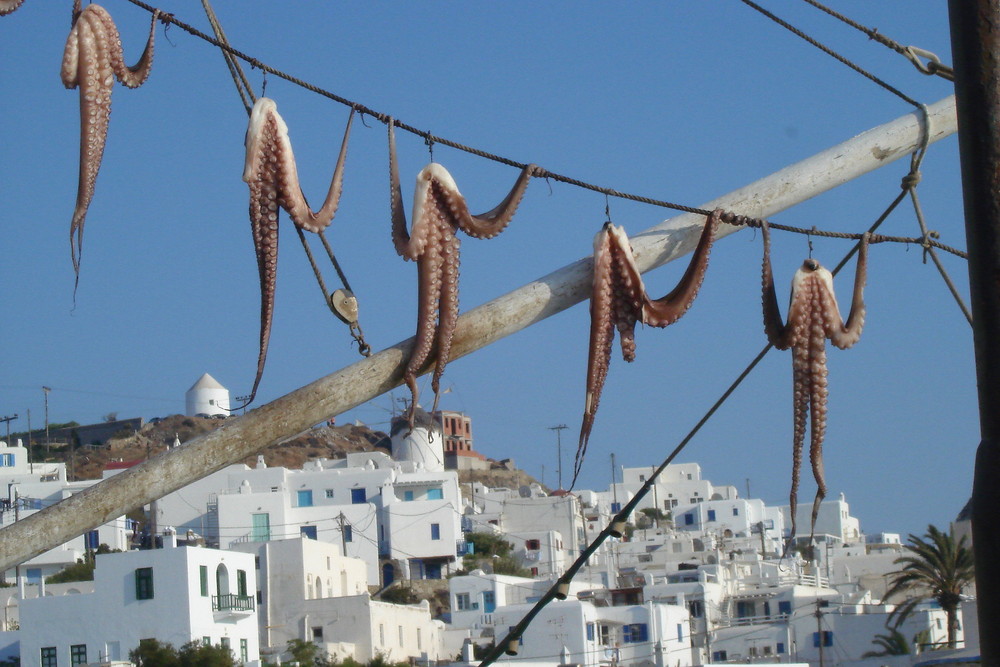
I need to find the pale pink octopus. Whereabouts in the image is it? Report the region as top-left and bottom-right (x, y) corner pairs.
(574, 211), (719, 485)
(389, 121), (535, 427)
(61, 3), (157, 285)
(241, 96), (353, 407)
(761, 221), (868, 543)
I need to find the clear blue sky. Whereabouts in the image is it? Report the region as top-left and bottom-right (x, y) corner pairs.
(0, 2), (971, 539)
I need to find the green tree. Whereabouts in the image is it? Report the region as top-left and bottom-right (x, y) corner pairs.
(286, 639), (320, 665)
(861, 628), (911, 658)
(130, 639), (180, 667)
(177, 640), (236, 667)
(885, 525), (974, 649)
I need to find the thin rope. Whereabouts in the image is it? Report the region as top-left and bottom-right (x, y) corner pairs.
(902, 105), (972, 324)
(738, 0), (922, 108)
(125, 0), (966, 260)
(200, 0), (254, 112)
(799, 0), (954, 81)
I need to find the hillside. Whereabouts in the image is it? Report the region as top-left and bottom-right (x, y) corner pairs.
(46, 415), (544, 492)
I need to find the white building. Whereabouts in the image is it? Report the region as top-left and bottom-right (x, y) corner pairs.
(233, 536), (444, 664)
(779, 492), (863, 543)
(486, 598), (692, 667)
(604, 463), (739, 519)
(185, 373), (230, 417)
(0, 440), (132, 582)
(18, 545), (259, 667)
(154, 449), (462, 585)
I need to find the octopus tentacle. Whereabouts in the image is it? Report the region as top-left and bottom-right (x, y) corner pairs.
(761, 221), (792, 349)
(827, 233), (869, 349)
(61, 3), (156, 284)
(388, 127), (530, 426)
(761, 230), (869, 546)
(643, 211), (719, 327)
(239, 97), (352, 406)
(574, 214), (716, 486)
(0, 0), (25, 16)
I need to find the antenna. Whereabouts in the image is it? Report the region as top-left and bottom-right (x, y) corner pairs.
(548, 424), (568, 489)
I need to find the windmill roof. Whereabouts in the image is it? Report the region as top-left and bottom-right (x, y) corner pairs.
(188, 372), (226, 392)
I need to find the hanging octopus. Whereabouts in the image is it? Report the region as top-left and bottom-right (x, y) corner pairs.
(575, 211), (719, 485)
(760, 221), (869, 544)
(389, 121), (535, 427)
(241, 96), (353, 406)
(61, 3), (158, 285)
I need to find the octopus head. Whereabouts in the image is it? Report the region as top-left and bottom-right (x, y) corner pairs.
(802, 258), (820, 272)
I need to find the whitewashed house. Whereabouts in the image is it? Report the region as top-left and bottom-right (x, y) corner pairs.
(18, 545), (259, 667)
(233, 536), (443, 664)
(779, 492), (863, 543)
(604, 463), (739, 519)
(0, 440), (132, 582)
(486, 598), (692, 667)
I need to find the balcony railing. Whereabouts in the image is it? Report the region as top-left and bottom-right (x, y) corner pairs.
(212, 594), (255, 612)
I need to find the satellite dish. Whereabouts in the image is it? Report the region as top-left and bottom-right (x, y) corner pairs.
(518, 486), (532, 498)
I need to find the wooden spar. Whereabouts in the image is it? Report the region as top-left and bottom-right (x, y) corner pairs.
(0, 95), (958, 573)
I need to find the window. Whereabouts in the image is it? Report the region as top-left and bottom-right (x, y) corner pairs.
(240, 639), (248, 663)
(41, 647), (57, 667)
(403, 490), (414, 502)
(0, 453), (14, 466)
(203, 637), (211, 646)
(341, 524), (353, 542)
(456, 593), (471, 611)
(237, 569), (248, 596)
(611, 502), (621, 513)
(200, 565), (209, 596)
(736, 601), (755, 618)
(379, 624), (385, 646)
(325, 489), (335, 498)
(431, 523), (441, 540)
(677, 624), (684, 642)
(297, 490), (314, 507)
(85, 529), (100, 549)
(251, 513), (271, 542)
(778, 600), (792, 616)
(71, 645), (87, 666)
(813, 631), (833, 648)
(426, 488), (443, 500)
(530, 567), (538, 575)
(777, 642), (786, 654)
(689, 600), (704, 618)
(622, 624), (648, 643)
(525, 539), (541, 550)
(707, 509), (716, 522)
(220, 638), (230, 651)
(312, 626), (324, 641)
(135, 567), (154, 600)
(300, 525), (318, 540)
(586, 623), (595, 641)
(733, 507), (739, 516)
(351, 488), (367, 504)
(638, 474), (645, 481)
(684, 513), (694, 526)
(711, 651), (728, 662)
(482, 591), (496, 613)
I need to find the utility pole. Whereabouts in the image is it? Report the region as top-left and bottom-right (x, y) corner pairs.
(0, 415), (17, 447)
(948, 2), (1000, 659)
(548, 424), (567, 489)
(815, 600), (825, 667)
(337, 512), (348, 556)
(42, 387), (50, 454)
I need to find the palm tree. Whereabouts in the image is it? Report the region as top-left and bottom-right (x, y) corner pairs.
(862, 628), (911, 658)
(884, 524), (974, 649)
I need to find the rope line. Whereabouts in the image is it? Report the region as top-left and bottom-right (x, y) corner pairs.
(738, 0), (922, 108)
(121, 0), (967, 261)
(799, 0), (954, 80)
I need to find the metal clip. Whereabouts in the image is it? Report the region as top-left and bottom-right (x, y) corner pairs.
(903, 46), (954, 82)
